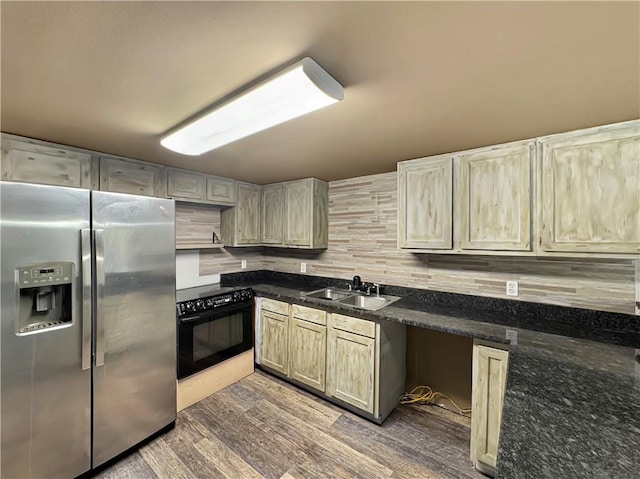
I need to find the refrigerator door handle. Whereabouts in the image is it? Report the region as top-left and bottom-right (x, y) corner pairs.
(94, 229), (106, 367)
(81, 229), (92, 371)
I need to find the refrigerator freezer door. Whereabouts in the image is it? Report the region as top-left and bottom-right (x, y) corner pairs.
(0, 182), (92, 478)
(91, 191), (176, 467)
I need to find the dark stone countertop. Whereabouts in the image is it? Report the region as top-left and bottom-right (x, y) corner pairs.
(236, 280), (640, 479)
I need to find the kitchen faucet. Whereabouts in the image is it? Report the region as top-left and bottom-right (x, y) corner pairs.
(350, 276), (381, 296)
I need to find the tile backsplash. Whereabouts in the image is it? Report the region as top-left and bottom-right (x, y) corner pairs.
(195, 172), (637, 315)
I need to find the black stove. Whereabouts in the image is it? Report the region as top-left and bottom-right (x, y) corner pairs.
(176, 284), (254, 379)
(176, 285), (253, 319)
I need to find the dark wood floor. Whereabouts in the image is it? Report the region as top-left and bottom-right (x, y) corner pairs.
(95, 370), (485, 479)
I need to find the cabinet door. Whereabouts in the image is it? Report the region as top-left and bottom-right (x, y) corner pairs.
(285, 180), (312, 246)
(206, 175), (236, 205)
(327, 328), (376, 414)
(457, 143), (532, 251)
(167, 168), (205, 201)
(289, 318), (326, 392)
(398, 156), (453, 249)
(471, 344), (509, 473)
(260, 310), (288, 375)
(261, 183), (284, 244)
(99, 157), (165, 197)
(237, 182), (261, 244)
(538, 123), (640, 254)
(1, 139), (92, 188)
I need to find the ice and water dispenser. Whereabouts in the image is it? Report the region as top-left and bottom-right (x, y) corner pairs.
(16, 262), (74, 335)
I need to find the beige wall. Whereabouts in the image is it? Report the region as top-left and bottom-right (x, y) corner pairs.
(194, 172), (637, 315)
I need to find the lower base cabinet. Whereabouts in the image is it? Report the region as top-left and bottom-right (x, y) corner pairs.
(326, 315), (377, 414)
(470, 340), (509, 476)
(288, 305), (327, 392)
(260, 299), (290, 375)
(258, 300), (406, 423)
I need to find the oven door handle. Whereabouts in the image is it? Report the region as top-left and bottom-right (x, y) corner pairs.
(178, 315), (203, 324)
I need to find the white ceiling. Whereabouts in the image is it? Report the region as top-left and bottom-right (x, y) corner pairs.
(1, 1), (639, 184)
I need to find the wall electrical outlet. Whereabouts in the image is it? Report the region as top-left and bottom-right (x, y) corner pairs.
(506, 329), (518, 344)
(506, 280), (519, 297)
(241, 260), (247, 269)
(300, 262), (307, 273)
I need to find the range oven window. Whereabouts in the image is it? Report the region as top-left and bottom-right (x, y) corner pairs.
(192, 312), (245, 361)
(178, 301), (253, 379)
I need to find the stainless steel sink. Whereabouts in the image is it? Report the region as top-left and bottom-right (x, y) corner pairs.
(338, 294), (400, 311)
(304, 287), (400, 311)
(304, 288), (354, 301)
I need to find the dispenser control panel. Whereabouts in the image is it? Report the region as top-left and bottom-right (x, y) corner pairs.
(18, 262), (73, 287)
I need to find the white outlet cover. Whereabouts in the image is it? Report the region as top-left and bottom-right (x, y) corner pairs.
(506, 280), (518, 296)
(506, 329), (518, 344)
(241, 260), (247, 269)
(300, 262), (307, 273)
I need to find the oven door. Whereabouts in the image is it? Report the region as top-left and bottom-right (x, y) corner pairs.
(178, 301), (253, 379)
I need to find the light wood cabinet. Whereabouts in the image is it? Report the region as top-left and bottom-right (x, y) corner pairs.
(398, 142), (533, 253)
(288, 305), (327, 392)
(221, 181), (261, 246)
(99, 156), (166, 197)
(326, 312), (406, 423)
(167, 168), (236, 206)
(284, 178), (329, 249)
(167, 167), (205, 201)
(471, 341), (509, 476)
(398, 155), (453, 249)
(206, 175), (235, 205)
(260, 300), (289, 376)
(261, 183), (284, 244)
(258, 177), (328, 249)
(1, 138), (93, 189)
(537, 121), (640, 255)
(327, 325), (376, 413)
(456, 143), (532, 251)
(258, 302), (405, 423)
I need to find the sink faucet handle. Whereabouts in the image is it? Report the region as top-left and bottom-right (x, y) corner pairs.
(372, 283), (380, 297)
(346, 282), (352, 291)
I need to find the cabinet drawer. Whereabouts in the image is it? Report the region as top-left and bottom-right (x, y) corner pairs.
(291, 304), (327, 326)
(330, 313), (376, 339)
(261, 298), (289, 315)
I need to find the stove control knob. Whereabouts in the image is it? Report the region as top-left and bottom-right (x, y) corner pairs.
(184, 301), (196, 313)
(195, 300), (205, 311)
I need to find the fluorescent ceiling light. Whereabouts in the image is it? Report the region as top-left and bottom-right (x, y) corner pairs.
(161, 57), (344, 155)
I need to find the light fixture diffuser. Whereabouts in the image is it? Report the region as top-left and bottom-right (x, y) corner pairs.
(161, 57), (344, 155)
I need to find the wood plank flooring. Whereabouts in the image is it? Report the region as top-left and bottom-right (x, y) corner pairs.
(94, 370), (486, 479)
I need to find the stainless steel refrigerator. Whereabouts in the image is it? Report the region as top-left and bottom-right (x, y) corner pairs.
(0, 181), (177, 478)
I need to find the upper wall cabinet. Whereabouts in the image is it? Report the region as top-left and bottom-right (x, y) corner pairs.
(99, 156), (166, 197)
(285, 178), (329, 249)
(1, 138), (93, 189)
(220, 181), (261, 246)
(398, 155), (453, 249)
(260, 178), (329, 249)
(537, 121), (639, 255)
(167, 167), (205, 201)
(398, 141), (533, 253)
(206, 175), (236, 206)
(261, 183), (285, 245)
(167, 167), (236, 206)
(455, 143), (532, 251)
